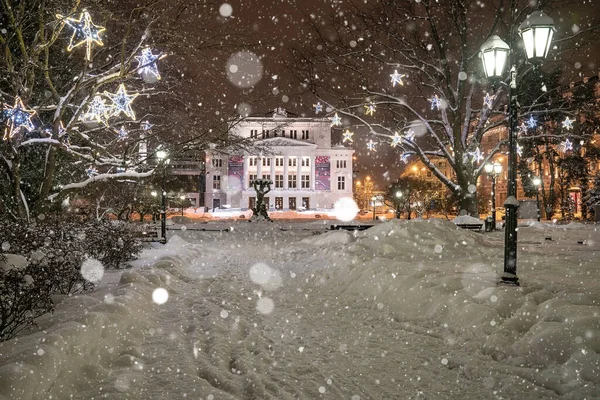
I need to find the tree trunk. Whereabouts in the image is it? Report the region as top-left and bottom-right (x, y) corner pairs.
(36, 145), (58, 215)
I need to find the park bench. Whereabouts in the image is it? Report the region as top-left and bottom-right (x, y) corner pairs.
(133, 230), (165, 242)
(455, 223), (483, 232)
(330, 224), (373, 231)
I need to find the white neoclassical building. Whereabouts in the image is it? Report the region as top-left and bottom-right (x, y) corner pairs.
(204, 108), (354, 211)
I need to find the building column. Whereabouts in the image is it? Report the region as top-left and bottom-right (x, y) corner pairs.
(270, 158), (275, 182)
(310, 156), (316, 191)
(243, 156), (249, 190)
(283, 155), (289, 190)
(296, 158), (302, 190)
(257, 158), (262, 179)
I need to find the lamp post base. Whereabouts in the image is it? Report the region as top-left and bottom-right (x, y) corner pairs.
(499, 272), (520, 286)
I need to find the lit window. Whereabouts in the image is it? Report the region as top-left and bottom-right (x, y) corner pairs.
(212, 175), (221, 189)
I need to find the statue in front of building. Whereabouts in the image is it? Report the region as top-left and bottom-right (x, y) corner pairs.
(250, 178), (273, 222)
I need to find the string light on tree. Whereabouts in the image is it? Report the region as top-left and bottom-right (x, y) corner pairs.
(390, 70), (406, 87)
(390, 132), (402, 147)
(365, 102), (376, 116)
(141, 120), (153, 131)
(562, 117), (573, 130)
(404, 129), (416, 142)
(516, 143), (523, 157)
(342, 129), (354, 142)
(518, 122), (528, 136)
(81, 95), (110, 124)
(331, 113), (342, 126)
(105, 84), (139, 120)
(313, 102), (323, 114)
(562, 138), (573, 152)
(468, 147), (484, 163)
(56, 10), (105, 61)
(117, 126), (128, 140)
(400, 153), (411, 164)
(2, 97), (36, 140)
(366, 140), (377, 152)
(86, 166), (98, 177)
(526, 115), (537, 129)
(429, 94), (442, 110)
(483, 93), (494, 108)
(135, 48), (166, 83)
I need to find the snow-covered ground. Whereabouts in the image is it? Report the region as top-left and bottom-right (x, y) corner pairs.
(1, 219), (599, 399)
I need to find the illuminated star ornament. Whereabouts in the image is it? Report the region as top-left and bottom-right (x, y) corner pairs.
(135, 48), (166, 83)
(342, 129), (354, 143)
(404, 129), (416, 142)
(516, 143), (523, 157)
(105, 84), (139, 120)
(562, 117), (573, 130)
(526, 115), (537, 129)
(313, 102), (323, 114)
(469, 147), (484, 163)
(518, 122), (528, 136)
(331, 113), (342, 126)
(366, 140), (377, 152)
(2, 97), (36, 140)
(81, 95), (110, 124)
(57, 10), (105, 61)
(429, 95), (442, 110)
(117, 126), (128, 140)
(483, 93), (494, 108)
(86, 166), (98, 177)
(390, 70), (406, 87)
(562, 139), (573, 152)
(390, 132), (402, 147)
(400, 153), (411, 164)
(365, 103), (376, 116)
(141, 120), (153, 131)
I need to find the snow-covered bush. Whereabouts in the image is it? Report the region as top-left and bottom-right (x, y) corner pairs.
(80, 220), (143, 269)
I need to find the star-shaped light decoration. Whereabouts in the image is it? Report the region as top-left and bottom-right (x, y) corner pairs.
(365, 103), (376, 116)
(366, 140), (377, 152)
(105, 84), (139, 120)
(141, 120), (153, 131)
(331, 113), (342, 126)
(57, 10), (105, 61)
(518, 122), (528, 136)
(483, 93), (494, 108)
(313, 102), (323, 114)
(400, 153), (411, 164)
(135, 48), (166, 83)
(342, 129), (354, 143)
(526, 115), (537, 129)
(390, 70), (406, 87)
(562, 117), (573, 130)
(516, 143), (523, 157)
(429, 94), (442, 110)
(469, 147), (484, 163)
(2, 97), (36, 140)
(404, 129), (416, 142)
(117, 126), (128, 140)
(86, 166), (98, 177)
(390, 132), (402, 147)
(562, 138), (573, 152)
(81, 95), (110, 124)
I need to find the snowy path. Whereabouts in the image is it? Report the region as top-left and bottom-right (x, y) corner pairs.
(1, 220), (598, 399)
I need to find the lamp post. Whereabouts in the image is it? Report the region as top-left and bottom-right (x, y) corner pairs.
(479, 10), (555, 286)
(371, 195), (377, 221)
(156, 150), (169, 240)
(533, 177), (541, 222)
(395, 190), (403, 219)
(484, 161), (503, 230)
(180, 195), (186, 217)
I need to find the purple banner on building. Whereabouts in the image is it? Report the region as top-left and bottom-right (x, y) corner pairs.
(228, 155), (244, 191)
(315, 155), (330, 190)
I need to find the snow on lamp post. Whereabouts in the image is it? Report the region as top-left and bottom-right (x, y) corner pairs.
(533, 177), (542, 222)
(479, 10), (555, 286)
(484, 161), (503, 231)
(156, 150), (169, 240)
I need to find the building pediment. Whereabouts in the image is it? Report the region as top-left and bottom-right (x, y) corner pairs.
(257, 137), (318, 147)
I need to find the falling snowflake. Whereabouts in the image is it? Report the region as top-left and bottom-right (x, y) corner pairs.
(367, 140), (376, 152)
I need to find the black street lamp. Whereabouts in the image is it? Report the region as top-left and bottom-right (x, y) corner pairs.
(533, 177), (541, 222)
(479, 10), (555, 286)
(156, 150), (169, 240)
(484, 161), (503, 230)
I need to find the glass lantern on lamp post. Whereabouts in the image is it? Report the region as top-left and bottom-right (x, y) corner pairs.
(479, 10), (555, 286)
(484, 161), (503, 230)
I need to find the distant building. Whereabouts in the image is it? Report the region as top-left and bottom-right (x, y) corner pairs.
(204, 108), (354, 210)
